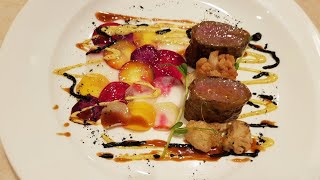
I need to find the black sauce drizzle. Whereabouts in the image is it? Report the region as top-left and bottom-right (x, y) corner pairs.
(247, 101), (260, 108)
(63, 73), (89, 100)
(102, 141), (146, 148)
(252, 72), (269, 79)
(258, 94), (274, 101)
(86, 41), (116, 55)
(250, 32), (262, 41)
(210, 150), (260, 158)
(249, 123), (278, 128)
(155, 28), (171, 35)
(137, 23), (149, 26)
(248, 43), (280, 69)
(102, 141), (260, 158)
(98, 153), (114, 159)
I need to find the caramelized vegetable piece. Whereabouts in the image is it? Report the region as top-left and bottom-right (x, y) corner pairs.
(76, 73), (109, 97)
(104, 40), (136, 69)
(125, 101), (156, 131)
(119, 61), (154, 84)
(98, 82), (130, 103)
(101, 101), (130, 128)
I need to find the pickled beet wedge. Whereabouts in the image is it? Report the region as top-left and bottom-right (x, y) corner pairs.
(131, 45), (160, 65)
(99, 82), (130, 103)
(158, 50), (185, 66)
(71, 95), (102, 121)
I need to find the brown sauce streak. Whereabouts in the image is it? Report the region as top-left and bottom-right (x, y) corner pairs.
(261, 120), (276, 126)
(95, 12), (194, 24)
(76, 43), (88, 51)
(62, 87), (70, 94)
(63, 122), (70, 127)
(231, 158), (251, 163)
(56, 132), (71, 137)
(52, 104), (59, 110)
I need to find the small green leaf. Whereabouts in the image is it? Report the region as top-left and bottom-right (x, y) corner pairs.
(234, 62), (240, 70)
(173, 128), (188, 135)
(170, 122), (183, 130)
(177, 63), (187, 77)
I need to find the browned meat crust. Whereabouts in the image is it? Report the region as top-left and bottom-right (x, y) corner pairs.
(184, 76), (251, 123)
(185, 21), (250, 68)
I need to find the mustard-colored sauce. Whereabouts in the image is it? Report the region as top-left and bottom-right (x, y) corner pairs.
(239, 67), (278, 85)
(239, 99), (278, 119)
(237, 51), (266, 64)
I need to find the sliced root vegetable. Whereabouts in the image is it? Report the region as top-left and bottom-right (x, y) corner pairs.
(101, 101), (130, 128)
(153, 102), (179, 130)
(98, 82), (130, 103)
(119, 61), (154, 84)
(131, 44), (160, 65)
(158, 49), (185, 66)
(152, 76), (182, 96)
(104, 40), (136, 69)
(76, 73), (109, 97)
(71, 95), (102, 124)
(125, 101), (156, 131)
(92, 22), (120, 46)
(133, 32), (157, 47)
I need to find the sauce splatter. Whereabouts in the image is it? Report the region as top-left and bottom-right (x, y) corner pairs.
(52, 104), (59, 110)
(56, 132), (71, 137)
(63, 122), (70, 127)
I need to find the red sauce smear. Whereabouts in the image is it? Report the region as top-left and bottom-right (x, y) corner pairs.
(95, 12), (194, 24)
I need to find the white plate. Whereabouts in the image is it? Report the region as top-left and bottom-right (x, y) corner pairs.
(1, 0), (320, 179)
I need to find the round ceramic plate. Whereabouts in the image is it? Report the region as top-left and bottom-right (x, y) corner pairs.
(1, 0), (320, 179)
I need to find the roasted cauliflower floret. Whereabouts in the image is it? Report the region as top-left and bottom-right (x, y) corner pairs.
(196, 51), (238, 80)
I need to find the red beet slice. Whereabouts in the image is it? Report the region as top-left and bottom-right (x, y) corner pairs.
(99, 82), (130, 103)
(131, 45), (160, 65)
(158, 50), (185, 66)
(153, 64), (184, 82)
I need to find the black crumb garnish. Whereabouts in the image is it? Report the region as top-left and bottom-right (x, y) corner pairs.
(140, 5), (144, 9)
